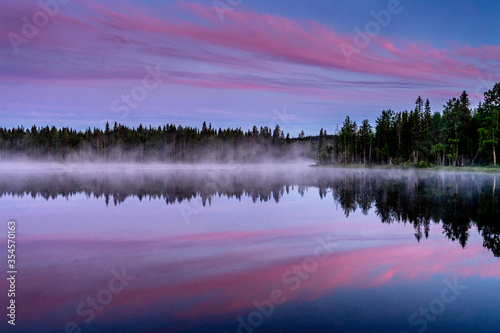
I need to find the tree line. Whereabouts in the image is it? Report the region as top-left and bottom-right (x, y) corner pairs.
(317, 82), (500, 166)
(0, 121), (314, 162)
(1, 82), (499, 166)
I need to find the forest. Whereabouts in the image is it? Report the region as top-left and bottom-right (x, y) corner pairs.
(0, 82), (499, 166)
(0, 121), (313, 162)
(318, 82), (500, 166)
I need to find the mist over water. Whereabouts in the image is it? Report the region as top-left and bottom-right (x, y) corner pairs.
(1, 163), (499, 255)
(1, 163), (499, 333)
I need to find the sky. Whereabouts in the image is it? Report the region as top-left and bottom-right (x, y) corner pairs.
(1, 0), (499, 136)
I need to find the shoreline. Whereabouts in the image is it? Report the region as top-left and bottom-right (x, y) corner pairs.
(311, 163), (500, 173)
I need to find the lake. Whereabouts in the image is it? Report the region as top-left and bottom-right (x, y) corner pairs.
(0, 163), (499, 333)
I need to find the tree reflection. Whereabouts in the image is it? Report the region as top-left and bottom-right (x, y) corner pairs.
(0, 168), (498, 256)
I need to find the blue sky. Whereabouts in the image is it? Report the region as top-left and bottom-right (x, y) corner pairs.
(1, 0), (499, 136)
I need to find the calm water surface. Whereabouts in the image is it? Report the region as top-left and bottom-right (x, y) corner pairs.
(0, 164), (499, 333)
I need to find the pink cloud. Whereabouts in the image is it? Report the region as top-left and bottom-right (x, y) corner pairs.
(1, 0), (499, 97)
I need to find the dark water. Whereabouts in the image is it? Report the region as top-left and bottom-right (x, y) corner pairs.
(0, 164), (499, 333)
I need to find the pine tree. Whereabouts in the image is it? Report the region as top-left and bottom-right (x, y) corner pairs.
(359, 119), (373, 164)
(479, 83), (500, 165)
(411, 96), (424, 162)
(458, 91), (472, 165)
(442, 98), (460, 166)
(375, 110), (395, 164)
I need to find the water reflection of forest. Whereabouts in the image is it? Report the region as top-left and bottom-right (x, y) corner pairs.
(1, 168), (498, 257)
